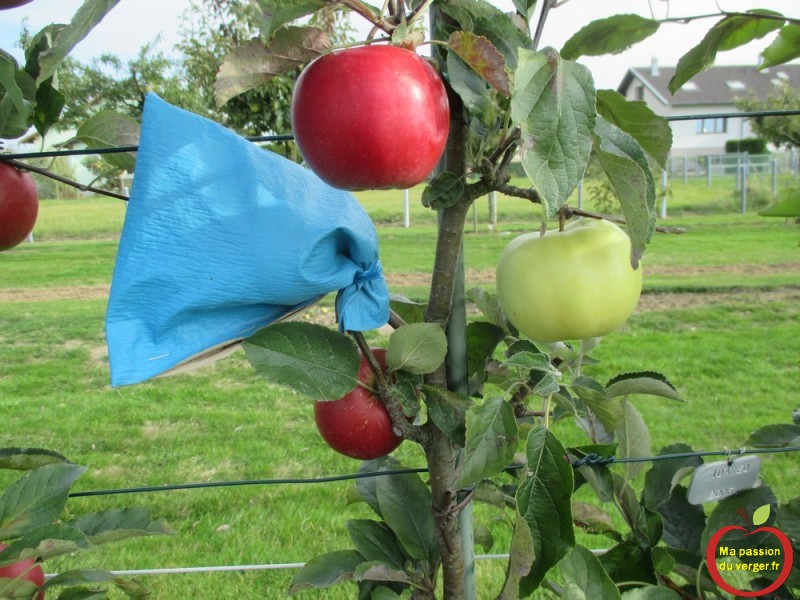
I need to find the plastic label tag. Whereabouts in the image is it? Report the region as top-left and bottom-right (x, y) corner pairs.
(687, 455), (761, 505)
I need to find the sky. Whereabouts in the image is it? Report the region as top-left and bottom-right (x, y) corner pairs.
(0, 0), (797, 91)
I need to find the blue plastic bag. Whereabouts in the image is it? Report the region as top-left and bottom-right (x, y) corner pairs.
(106, 94), (389, 387)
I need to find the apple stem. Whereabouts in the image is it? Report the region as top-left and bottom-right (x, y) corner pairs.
(348, 330), (428, 445)
(736, 507), (752, 528)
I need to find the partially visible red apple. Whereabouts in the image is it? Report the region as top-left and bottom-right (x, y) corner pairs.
(0, 543), (45, 599)
(0, 162), (38, 251)
(314, 349), (403, 460)
(0, 1), (35, 10)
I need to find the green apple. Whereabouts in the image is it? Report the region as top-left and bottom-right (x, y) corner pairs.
(496, 218), (642, 343)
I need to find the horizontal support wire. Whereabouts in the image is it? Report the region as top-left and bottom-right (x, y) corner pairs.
(1, 110), (798, 162)
(68, 445), (800, 499)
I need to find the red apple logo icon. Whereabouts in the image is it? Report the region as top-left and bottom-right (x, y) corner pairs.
(706, 504), (794, 597)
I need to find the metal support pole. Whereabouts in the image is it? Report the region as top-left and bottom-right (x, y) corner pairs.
(740, 164), (748, 213)
(577, 180), (583, 210)
(772, 158), (778, 197)
(660, 169), (668, 219)
(488, 190), (497, 231)
(403, 189), (411, 228)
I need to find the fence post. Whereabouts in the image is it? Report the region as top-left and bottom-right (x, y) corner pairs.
(403, 188), (410, 228)
(577, 180), (583, 210)
(660, 169), (668, 219)
(740, 164), (748, 213)
(772, 158), (778, 197)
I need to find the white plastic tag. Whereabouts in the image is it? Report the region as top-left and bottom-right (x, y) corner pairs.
(687, 455), (761, 505)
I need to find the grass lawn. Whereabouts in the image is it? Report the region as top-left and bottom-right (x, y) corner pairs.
(0, 189), (798, 598)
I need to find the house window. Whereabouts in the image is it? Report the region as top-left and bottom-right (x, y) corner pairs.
(696, 117), (727, 134)
(636, 85), (644, 100)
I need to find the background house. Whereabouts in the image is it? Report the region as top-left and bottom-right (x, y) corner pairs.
(617, 60), (800, 158)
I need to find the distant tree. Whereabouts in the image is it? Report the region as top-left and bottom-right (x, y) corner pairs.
(56, 41), (198, 131)
(736, 83), (800, 149)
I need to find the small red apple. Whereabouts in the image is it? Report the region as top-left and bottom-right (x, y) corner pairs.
(0, 162), (39, 251)
(706, 523), (794, 597)
(0, 543), (45, 599)
(291, 44), (450, 191)
(314, 348), (403, 460)
(0, 0), (34, 10)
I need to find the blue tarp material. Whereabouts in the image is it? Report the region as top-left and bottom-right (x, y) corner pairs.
(105, 93), (389, 387)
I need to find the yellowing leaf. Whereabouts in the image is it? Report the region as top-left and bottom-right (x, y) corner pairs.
(448, 31), (510, 96)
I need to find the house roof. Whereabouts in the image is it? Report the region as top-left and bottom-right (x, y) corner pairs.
(617, 63), (800, 106)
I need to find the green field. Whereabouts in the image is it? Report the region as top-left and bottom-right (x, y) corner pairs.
(1, 187), (799, 599)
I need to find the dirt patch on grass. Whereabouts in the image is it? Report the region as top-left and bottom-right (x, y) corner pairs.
(0, 284), (111, 302)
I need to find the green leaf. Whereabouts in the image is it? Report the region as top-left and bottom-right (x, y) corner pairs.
(288, 549), (364, 594)
(613, 473), (659, 547)
(456, 397), (519, 488)
(0, 463), (85, 539)
(423, 386), (470, 447)
(386, 323), (447, 375)
(512, 0), (538, 22)
(467, 287), (512, 333)
(243, 322), (360, 401)
(614, 400), (651, 481)
(752, 504), (771, 527)
(254, 0), (330, 42)
(32, 77), (65, 137)
(0, 54), (33, 139)
(560, 545), (621, 600)
(0, 447), (70, 471)
(657, 485), (705, 553)
(504, 351), (551, 373)
(448, 31), (509, 95)
(376, 470), (437, 563)
(353, 561), (412, 585)
(776, 498), (800, 544)
(421, 171), (465, 210)
(572, 376), (625, 432)
(74, 111), (139, 171)
(446, 51), (496, 123)
(605, 371), (681, 401)
(346, 520), (406, 572)
(561, 14), (660, 62)
(466, 321), (506, 395)
(388, 294), (426, 325)
(70, 507), (172, 545)
(669, 10), (785, 93)
(592, 117), (656, 268)
(745, 423), (800, 448)
(621, 587), (682, 599)
(499, 508), (535, 599)
(599, 541), (657, 585)
(517, 426), (575, 594)
(0, 523), (90, 566)
(596, 89), (672, 169)
(0, 576), (39, 599)
(761, 24), (800, 69)
(352, 456), (402, 519)
(35, 0), (123, 85)
(511, 47), (595, 217)
(215, 26), (329, 106)
(642, 443), (702, 511)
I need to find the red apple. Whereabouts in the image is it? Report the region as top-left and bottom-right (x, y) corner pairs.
(0, 543), (45, 599)
(291, 44), (450, 191)
(706, 524), (794, 597)
(0, 162), (39, 251)
(0, 0), (34, 9)
(314, 349), (403, 460)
